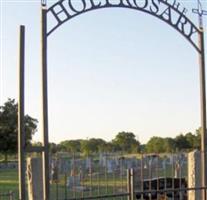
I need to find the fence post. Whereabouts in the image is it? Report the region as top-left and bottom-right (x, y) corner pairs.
(127, 169), (131, 200)
(130, 168), (135, 200)
(9, 191), (14, 200)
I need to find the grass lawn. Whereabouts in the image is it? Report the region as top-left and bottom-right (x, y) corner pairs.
(0, 169), (128, 200)
(0, 169), (19, 199)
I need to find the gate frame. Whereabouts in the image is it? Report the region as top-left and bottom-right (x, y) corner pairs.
(18, 0), (207, 199)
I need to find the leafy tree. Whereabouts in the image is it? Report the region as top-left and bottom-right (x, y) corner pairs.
(163, 138), (176, 153)
(145, 137), (165, 153)
(80, 138), (107, 155)
(175, 134), (191, 151)
(112, 132), (140, 153)
(194, 128), (201, 149)
(59, 140), (81, 153)
(104, 142), (117, 152)
(0, 99), (38, 161)
(81, 139), (93, 156)
(49, 142), (58, 154)
(90, 138), (107, 152)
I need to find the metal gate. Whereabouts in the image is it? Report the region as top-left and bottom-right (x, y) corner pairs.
(17, 0), (207, 199)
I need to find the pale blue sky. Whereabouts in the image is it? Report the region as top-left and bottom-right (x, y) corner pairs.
(1, 0), (207, 143)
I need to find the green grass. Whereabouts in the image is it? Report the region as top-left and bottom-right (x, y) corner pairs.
(0, 169), (19, 199)
(0, 165), (187, 199)
(0, 169), (128, 200)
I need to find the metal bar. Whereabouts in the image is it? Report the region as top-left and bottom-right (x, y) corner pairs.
(97, 165), (100, 197)
(149, 157), (152, 200)
(164, 159), (167, 199)
(127, 169), (131, 200)
(26, 146), (45, 153)
(130, 168), (135, 200)
(113, 168), (116, 197)
(81, 167), (84, 199)
(134, 186), (207, 194)
(113, 166), (115, 198)
(141, 154), (143, 200)
(72, 154), (75, 198)
(198, 27), (207, 200)
(41, 6), (50, 200)
(56, 180), (58, 200)
(105, 156), (108, 195)
(90, 157), (92, 197)
(179, 158), (182, 200)
(65, 173), (67, 199)
(172, 154), (174, 199)
(18, 25), (26, 200)
(156, 156), (159, 200)
(121, 157), (124, 200)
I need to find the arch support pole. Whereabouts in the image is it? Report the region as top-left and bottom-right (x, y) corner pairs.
(41, 6), (50, 200)
(18, 25), (26, 200)
(199, 28), (207, 199)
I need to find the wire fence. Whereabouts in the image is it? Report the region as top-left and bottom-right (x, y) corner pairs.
(0, 151), (207, 199)
(0, 191), (15, 200)
(50, 153), (129, 200)
(48, 151), (206, 200)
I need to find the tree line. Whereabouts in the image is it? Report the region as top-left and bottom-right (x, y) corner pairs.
(0, 99), (201, 160)
(50, 130), (201, 155)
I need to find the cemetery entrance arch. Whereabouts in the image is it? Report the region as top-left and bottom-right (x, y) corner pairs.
(18, 0), (206, 199)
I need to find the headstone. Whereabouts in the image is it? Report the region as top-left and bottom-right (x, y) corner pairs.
(168, 155), (173, 165)
(58, 158), (70, 174)
(0, 162), (18, 170)
(27, 157), (43, 200)
(99, 154), (107, 167)
(50, 159), (58, 183)
(188, 150), (201, 200)
(174, 160), (180, 178)
(107, 160), (115, 173)
(86, 157), (92, 170)
(67, 175), (81, 187)
(99, 153), (104, 166)
(126, 159), (133, 169)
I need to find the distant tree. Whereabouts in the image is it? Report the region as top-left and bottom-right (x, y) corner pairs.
(0, 99), (38, 161)
(49, 143), (58, 154)
(112, 132), (140, 153)
(163, 137), (176, 153)
(91, 138), (107, 152)
(194, 128), (201, 149)
(80, 138), (107, 155)
(32, 141), (42, 147)
(81, 139), (93, 156)
(139, 144), (146, 153)
(59, 140), (81, 153)
(175, 134), (191, 151)
(145, 129), (202, 153)
(145, 137), (165, 153)
(104, 142), (116, 152)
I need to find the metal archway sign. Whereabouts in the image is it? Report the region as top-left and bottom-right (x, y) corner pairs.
(17, 0), (206, 199)
(47, 0), (201, 52)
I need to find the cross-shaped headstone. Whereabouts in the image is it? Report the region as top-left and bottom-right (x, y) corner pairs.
(192, 0), (207, 28)
(41, 0), (47, 6)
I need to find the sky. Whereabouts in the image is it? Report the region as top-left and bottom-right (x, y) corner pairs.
(0, 0), (207, 144)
